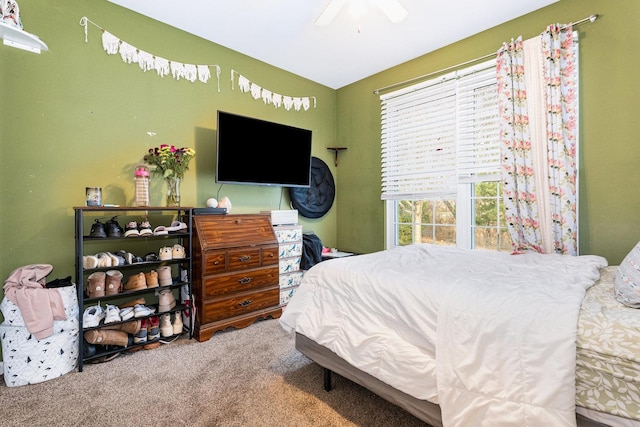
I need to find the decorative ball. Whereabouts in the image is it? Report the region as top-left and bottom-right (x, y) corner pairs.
(206, 198), (218, 208)
(218, 196), (232, 212)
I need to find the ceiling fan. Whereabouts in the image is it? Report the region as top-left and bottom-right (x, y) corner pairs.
(315, 0), (408, 26)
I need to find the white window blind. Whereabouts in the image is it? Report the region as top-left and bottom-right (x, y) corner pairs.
(380, 60), (499, 200)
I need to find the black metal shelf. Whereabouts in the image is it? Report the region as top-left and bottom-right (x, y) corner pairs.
(74, 206), (193, 372)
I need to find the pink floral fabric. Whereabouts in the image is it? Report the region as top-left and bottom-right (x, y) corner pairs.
(497, 26), (578, 255)
(497, 37), (543, 253)
(542, 25), (578, 255)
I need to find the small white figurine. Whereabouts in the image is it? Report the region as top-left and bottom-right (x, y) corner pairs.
(1, 0), (23, 29)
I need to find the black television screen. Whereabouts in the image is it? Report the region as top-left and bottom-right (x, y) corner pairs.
(216, 111), (312, 187)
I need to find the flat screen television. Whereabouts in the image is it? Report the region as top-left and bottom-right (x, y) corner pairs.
(215, 111), (313, 187)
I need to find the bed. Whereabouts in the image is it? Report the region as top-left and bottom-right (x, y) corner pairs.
(279, 244), (640, 427)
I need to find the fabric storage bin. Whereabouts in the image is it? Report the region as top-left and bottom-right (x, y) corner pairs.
(0, 284), (79, 387)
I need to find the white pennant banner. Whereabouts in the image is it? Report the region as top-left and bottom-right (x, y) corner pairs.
(79, 17), (221, 91)
(231, 70), (317, 111)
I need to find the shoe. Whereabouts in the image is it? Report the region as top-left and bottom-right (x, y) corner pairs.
(110, 252), (125, 266)
(124, 221), (140, 237)
(87, 272), (106, 298)
(104, 319), (140, 335)
(95, 252), (113, 268)
(119, 306), (135, 321)
(159, 313), (173, 337)
(84, 329), (129, 347)
(105, 270), (123, 295)
(119, 297), (146, 309)
(134, 304), (156, 318)
(172, 311), (183, 335)
(124, 272), (146, 291)
(172, 244), (186, 259)
(182, 299), (192, 329)
(83, 255), (98, 269)
(158, 246), (173, 261)
(144, 252), (159, 262)
(89, 219), (107, 238)
(106, 216), (124, 237)
(104, 304), (121, 324)
(166, 221), (188, 232)
(153, 226), (168, 236)
(134, 319), (148, 344)
(145, 270), (159, 288)
(83, 305), (105, 328)
(158, 289), (177, 312)
(158, 266), (172, 286)
(147, 316), (160, 341)
(139, 220), (153, 236)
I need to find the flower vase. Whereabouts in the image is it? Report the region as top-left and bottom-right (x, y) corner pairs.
(165, 176), (181, 207)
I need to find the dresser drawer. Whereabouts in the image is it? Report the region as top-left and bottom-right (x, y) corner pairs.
(203, 250), (227, 275)
(200, 286), (280, 323)
(202, 266), (279, 298)
(262, 245), (279, 266)
(228, 247), (261, 271)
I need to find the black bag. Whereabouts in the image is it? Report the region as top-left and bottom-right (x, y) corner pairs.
(301, 233), (323, 270)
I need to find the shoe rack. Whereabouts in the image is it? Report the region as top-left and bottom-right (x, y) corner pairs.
(74, 206), (193, 372)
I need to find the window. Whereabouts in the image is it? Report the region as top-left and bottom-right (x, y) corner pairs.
(381, 60), (511, 251)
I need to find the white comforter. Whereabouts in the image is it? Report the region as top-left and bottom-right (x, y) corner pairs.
(279, 244), (607, 427)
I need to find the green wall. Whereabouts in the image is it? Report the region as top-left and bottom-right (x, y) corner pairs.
(334, 0), (640, 264)
(1, 0), (638, 362)
(0, 0), (337, 296)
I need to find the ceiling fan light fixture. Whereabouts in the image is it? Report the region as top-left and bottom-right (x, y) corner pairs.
(315, 0), (346, 26)
(371, 0), (408, 23)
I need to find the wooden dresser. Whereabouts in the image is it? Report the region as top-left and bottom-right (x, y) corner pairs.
(191, 213), (282, 342)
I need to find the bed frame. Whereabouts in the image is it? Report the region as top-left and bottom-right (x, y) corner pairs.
(295, 333), (612, 427)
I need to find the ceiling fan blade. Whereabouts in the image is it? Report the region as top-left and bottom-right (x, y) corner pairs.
(371, 0), (408, 23)
(315, 0), (347, 26)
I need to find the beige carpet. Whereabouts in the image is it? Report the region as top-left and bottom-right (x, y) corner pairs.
(0, 318), (427, 426)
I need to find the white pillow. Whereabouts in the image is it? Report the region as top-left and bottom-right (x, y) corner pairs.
(615, 242), (640, 308)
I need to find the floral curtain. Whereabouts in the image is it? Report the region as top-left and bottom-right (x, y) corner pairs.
(497, 37), (544, 253)
(542, 25), (578, 255)
(497, 25), (578, 255)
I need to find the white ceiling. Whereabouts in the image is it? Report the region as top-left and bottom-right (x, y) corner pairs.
(107, 0), (558, 89)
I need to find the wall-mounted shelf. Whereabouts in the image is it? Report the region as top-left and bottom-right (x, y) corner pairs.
(327, 147), (347, 166)
(0, 21), (48, 53)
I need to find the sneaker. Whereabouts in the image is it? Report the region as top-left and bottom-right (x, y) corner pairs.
(172, 244), (186, 259)
(139, 220), (153, 236)
(134, 304), (156, 318)
(172, 311), (183, 335)
(120, 306), (135, 321)
(89, 219), (107, 238)
(158, 246), (173, 261)
(159, 313), (173, 337)
(147, 316), (160, 341)
(158, 266), (172, 286)
(124, 221), (140, 237)
(83, 305), (105, 328)
(158, 289), (176, 312)
(106, 216), (124, 237)
(134, 319), (148, 344)
(104, 304), (121, 324)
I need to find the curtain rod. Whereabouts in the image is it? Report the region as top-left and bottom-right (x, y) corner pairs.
(373, 14), (598, 95)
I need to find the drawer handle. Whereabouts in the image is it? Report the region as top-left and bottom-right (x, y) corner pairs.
(238, 277), (252, 285)
(239, 299), (253, 307)
(213, 260), (220, 265)
(238, 255), (252, 262)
